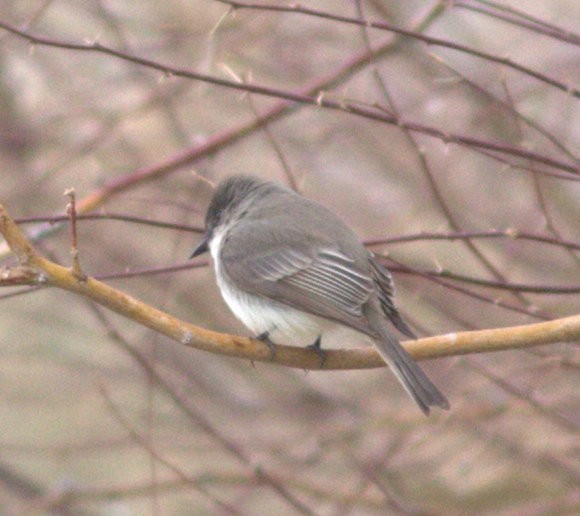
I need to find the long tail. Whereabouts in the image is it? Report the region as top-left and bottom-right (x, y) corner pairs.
(369, 312), (449, 415)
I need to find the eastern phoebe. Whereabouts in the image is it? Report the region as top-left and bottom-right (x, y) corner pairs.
(191, 176), (449, 415)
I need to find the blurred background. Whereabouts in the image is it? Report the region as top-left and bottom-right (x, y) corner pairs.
(0, 0), (578, 514)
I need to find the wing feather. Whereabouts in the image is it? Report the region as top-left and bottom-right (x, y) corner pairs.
(369, 256), (417, 339)
(223, 241), (373, 326)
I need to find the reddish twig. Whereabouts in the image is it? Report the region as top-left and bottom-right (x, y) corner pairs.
(366, 229), (580, 251)
(454, 0), (580, 45)
(213, 1), (580, 98)
(0, 20), (577, 177)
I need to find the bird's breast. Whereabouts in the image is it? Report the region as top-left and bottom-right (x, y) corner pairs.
(209, 226), (333, 346)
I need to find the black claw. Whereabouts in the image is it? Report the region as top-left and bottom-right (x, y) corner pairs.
(256, 331), (276, 360)
(306, 336), (326, 368)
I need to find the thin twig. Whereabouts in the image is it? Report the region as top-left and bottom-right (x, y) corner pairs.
(213, 1), (580, 98)
(0, 3), (445, 261)
(96, 381), (241, 515)
(89, 304), (315, 515)
(454, 0), (580, 45)
(64, 188), (86, 280)
(0, 20), (577, 176)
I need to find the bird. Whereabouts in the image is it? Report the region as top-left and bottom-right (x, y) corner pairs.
(191, 175), (449, 415)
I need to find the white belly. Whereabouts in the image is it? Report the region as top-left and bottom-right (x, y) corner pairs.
(209, 227), (333, 346)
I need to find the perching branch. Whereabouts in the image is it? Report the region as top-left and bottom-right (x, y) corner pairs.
(1, 203), (578, 370)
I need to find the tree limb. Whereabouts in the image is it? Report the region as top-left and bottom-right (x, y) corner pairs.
(1, 203), (577, 370)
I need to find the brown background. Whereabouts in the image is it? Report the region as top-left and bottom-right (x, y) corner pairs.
(0, 1), (578, 514)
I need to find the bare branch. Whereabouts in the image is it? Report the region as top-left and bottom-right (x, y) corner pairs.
(213, 1), (580, 98)
(454, 0), (580, 45)
(1, 203), (578, 371)
(0, 20), (577, 177)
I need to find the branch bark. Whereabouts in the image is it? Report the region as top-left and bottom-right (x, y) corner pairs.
(1, 203), (578, 370)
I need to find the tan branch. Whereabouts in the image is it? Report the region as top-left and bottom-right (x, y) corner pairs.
(1, 203), (578, 370)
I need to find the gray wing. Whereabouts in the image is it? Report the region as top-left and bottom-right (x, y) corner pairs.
(221, 231), (374, 331)
(369, 256), (417, 339)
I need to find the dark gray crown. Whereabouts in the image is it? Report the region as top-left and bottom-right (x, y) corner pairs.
(205, 175), (282, 230)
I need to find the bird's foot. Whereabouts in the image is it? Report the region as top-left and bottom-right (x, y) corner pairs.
(255, 331), (276, 361)
(306, 336), (326, 368)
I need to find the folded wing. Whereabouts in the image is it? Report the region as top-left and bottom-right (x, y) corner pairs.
(223, 240), (374, 331)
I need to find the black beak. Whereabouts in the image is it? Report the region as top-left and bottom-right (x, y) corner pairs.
(190, 233), (210, 258)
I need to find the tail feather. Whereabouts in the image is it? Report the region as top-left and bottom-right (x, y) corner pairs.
(369, 313), (449, 415)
